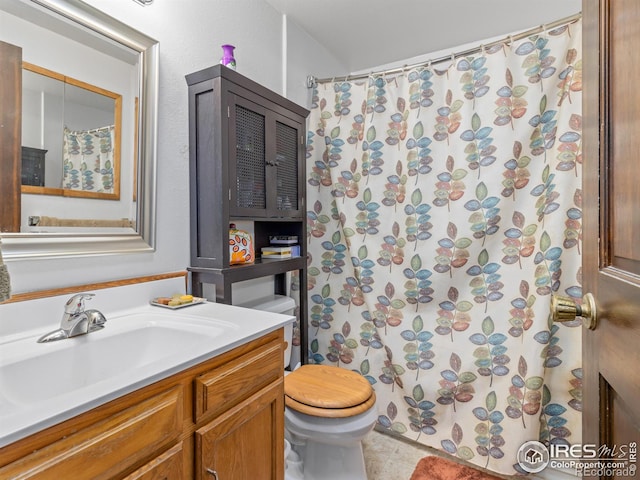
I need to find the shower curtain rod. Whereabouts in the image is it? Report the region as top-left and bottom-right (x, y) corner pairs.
(306, 11), (581, 88)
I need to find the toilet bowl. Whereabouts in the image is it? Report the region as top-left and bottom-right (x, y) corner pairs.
(236, 295), (377, 480)
(284, 364), (377, 480)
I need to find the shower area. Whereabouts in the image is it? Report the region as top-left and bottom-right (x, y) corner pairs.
(303, 14), (582, 476)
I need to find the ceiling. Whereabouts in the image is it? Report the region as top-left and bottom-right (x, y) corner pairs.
(265, 0), (581, 73)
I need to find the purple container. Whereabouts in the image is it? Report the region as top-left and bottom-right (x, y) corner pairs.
(220, 44), (236, 70)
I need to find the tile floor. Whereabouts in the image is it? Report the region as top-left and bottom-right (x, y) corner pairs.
(362, 428), (439, 479)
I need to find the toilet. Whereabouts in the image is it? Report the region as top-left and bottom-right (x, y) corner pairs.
(236, 295), (378, 480)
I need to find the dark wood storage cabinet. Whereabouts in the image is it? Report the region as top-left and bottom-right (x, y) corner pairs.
(21, 146), (47, 186)
(185, 65), (309, 362)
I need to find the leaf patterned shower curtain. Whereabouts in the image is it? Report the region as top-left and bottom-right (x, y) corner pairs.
(305, 17), (582, 476)
(63, 125), (115, 193)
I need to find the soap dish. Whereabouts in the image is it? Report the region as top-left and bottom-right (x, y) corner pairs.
(150, 297), (206, 309)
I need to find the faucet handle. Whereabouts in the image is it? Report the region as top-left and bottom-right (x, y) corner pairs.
(87, 310), (107, 332)
(64, 293), (95, 314)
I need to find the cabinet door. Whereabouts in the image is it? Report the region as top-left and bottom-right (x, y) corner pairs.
(229, 95), (268, 217)
(228, 94), (304, 219)
(270, 112), (304, 218)
(195, 380), (284, 480)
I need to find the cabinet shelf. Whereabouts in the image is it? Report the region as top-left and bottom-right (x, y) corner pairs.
(189, 256), (305, 284)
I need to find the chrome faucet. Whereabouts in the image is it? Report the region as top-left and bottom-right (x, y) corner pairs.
(37, 293), (107, 343)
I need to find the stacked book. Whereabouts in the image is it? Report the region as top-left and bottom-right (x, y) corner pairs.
(261, 236), (300, 259)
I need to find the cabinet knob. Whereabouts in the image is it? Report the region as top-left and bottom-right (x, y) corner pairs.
(206, 468), (219, 479)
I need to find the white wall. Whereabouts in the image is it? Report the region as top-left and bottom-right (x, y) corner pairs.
(350, 7), (580, 77)
(284, 15), (348, 108)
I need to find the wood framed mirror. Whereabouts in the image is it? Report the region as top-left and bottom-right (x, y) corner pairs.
(21, 62), (123, 201)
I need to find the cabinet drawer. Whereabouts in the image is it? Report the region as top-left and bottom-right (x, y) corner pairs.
(0, 387), (183, 480)
(194, 340), (282, 422)
(123, 441), (184, 480)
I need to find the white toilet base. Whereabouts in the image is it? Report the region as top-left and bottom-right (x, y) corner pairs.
(285, 439), (304, 480)
(293, 440), (368, 480)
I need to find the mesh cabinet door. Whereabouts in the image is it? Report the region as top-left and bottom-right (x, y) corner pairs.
(234, 103), (266, 212)
(274, 120), (298, 212)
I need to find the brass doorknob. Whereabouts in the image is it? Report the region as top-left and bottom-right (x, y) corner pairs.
(550, 293), (598, 330)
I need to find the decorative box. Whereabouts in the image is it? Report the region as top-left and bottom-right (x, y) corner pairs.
(229, 224), (254, 264)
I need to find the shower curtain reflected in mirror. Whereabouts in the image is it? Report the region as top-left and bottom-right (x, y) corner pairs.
(305, 17), (582, 476)
(62, 125), (115, 193)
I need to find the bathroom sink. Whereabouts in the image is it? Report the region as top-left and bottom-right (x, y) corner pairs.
(0, 312), (235, 405)
(0, 300), (292, 448)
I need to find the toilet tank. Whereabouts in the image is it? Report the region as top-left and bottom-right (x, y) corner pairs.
(235, 295), (296, 369)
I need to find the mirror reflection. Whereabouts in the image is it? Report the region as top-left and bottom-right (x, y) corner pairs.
(21, 62), (122, 200)
(0, 0), (158, 258)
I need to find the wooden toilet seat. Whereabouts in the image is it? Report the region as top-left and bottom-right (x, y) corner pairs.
(284, 364), (376, 418)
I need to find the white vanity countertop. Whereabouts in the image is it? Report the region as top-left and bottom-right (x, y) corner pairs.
(0, 278), (294, 448)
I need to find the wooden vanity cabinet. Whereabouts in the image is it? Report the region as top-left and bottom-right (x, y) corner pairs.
(0, 329), (285, 480)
